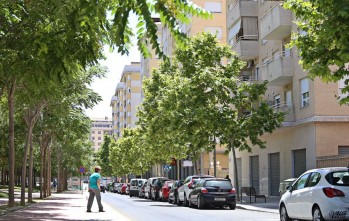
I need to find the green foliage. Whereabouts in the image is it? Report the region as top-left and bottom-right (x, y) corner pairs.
(109, 128), (152, 176)
(284, 0), (349, 104)
(138, 32), (284, 162)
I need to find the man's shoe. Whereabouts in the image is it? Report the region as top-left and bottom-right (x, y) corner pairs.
(99, 210), (106, 212)
(87, 210), (92, 212)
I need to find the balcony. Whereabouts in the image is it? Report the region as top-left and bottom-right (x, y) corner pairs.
(227, 0), (258, 29)
(259, 4), (292, 40)
(269, 102), (295, 123)
(231, 35), (259, 60)
(262, 51), (293, 86)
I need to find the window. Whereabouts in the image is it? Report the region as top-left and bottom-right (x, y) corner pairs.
(274, 95), (281, 109)
(98, 137), (101, 140)
(307, 172), (321, 187)
(294, 173), (310, 190)
(204, 26), (222, 39)
(92, 131), (95, 134)
(204, 2), (222, 13)
(300, 78), (309, 107)
(98, 131), (101, 134)
(338, 77), (349, 99)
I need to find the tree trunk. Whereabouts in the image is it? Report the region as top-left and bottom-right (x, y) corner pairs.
(20, 129), (31, 206)
(231, 140), (240, 201)
(28, 132), (34, 203)
(7, 79), (16, 207)
(56, 149), (61, 193)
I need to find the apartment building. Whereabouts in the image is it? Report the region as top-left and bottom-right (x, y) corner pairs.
(227, 0), (349, 196)
(90, 117), (113, 151)
(110, 62), (142, 140)
(156, 0), (230, 180)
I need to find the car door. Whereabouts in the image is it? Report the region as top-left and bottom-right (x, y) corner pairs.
(301, 172), (321, 219)
(178, 177), (190, 201)
(285, 173), (311, 219)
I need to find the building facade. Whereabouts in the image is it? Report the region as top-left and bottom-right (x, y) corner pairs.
(227, 0), (349, 196)
(90, 117), (113, 151)
(110, 62), (142, 140)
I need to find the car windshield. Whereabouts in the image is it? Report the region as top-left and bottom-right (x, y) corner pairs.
(205, 180), (232, 188)
(131, 180), (138, 186)
(326, 171), (349, 186)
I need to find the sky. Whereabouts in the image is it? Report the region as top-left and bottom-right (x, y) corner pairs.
(85, 14), (140, 120)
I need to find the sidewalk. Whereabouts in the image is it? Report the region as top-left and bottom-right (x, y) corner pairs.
(237, 196), (280, 214)
(0, 190), (131, 221)
(0, 190), (279, 220)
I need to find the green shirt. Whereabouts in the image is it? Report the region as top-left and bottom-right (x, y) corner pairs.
(89, 172), (101, 190)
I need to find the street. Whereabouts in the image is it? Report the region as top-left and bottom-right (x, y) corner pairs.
(101, 192), (280, 221)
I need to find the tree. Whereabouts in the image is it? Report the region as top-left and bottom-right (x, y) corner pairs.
(139, 33), (284, 194)
(96, 134), (113, 177)
(284, 0), (349, 104)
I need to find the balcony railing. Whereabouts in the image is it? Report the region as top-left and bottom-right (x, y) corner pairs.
(262, 51), (293, 86)
(227, 0), (258, 29)
(231, 35), (259, 60)
(317, 155), (349, 168)
(269, 101), (295, 122)
(259, 3), (292, 40)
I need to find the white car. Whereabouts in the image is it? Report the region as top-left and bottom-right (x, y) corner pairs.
(279, 167), (349, 221)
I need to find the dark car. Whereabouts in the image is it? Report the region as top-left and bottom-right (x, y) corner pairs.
(168, 180), (183, 204)
(188, 178), (236, 210)
(151, 178), (171, 201)
(100, 184), (106, 193)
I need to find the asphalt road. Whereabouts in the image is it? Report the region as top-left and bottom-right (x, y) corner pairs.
(101, 192), (280, 221)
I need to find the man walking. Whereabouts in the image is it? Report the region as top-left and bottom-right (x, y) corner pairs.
(87, 166), (105, 212)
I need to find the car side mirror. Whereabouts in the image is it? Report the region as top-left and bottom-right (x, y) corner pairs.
(190, 185), (195, 189)
(286, 185), (292, 192)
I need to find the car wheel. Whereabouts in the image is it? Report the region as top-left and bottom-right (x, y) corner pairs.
(188, 195), (194, 208)
(184, 194), (189, 207)
(168, 196), (172, 204)
(197, 195), (205, 209)
(313, 206), (325, 221)
(280, 204), (291, 221)
(229, 204), (236, 210)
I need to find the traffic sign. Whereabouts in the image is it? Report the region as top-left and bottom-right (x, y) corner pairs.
(79, 167), (86, 173)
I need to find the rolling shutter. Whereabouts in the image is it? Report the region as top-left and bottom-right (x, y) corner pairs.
(250, 156), (260, 194)
(293, 149), (306, 178)
(269, 153), (280, 196)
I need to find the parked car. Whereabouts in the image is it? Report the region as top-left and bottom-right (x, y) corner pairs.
(178, 175), (214, 206)
(139, 181), (148, 198)
(168, 180), (184, 204)
(279, 178), (297, 196)
(188, 178), (236, 209)
(151, 178), (171, 201)
(113, 182), (120, 193)
(116, 183), (124, 194)
(107, 183), (114, 192)
(279, 167), (349, 221)
(159, 180), (174, 202)
(120, 183), (128, 194)
(145, 177), (167, 199)
(129, 178), (147, 197)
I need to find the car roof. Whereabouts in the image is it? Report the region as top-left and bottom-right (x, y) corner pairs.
(304, 167), (349, 174)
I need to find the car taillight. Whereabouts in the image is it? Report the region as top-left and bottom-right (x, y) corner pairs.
(323, 187), (345, 198)
(230, 188), (236, 194)
(201, 188), (208, 193)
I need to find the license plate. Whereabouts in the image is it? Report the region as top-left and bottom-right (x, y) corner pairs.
(214, 197), (226, 201)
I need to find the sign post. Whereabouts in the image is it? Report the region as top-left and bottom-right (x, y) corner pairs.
(79, 167), (86, 194)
